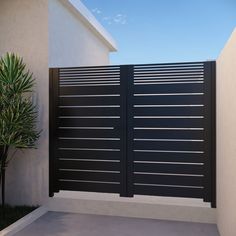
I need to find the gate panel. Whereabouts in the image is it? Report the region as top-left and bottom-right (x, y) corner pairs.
(128, 62), (215, 204)
(50, 66), (127, 196)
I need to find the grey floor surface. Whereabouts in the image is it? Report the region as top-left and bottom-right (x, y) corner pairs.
(14, 212), (219, 236)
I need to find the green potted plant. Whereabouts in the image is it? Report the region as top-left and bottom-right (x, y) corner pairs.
(0, 53), (40, 216)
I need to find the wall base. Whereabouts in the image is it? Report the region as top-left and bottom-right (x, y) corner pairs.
(45, 191), (216, 224)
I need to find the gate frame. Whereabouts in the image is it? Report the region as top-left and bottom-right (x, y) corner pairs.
(49, 68), (60, 197)
(49, 61), (216, 208)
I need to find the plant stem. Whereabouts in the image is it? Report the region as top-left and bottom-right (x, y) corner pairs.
(1, 166), (5, 218)
(0, 146), (9, 218)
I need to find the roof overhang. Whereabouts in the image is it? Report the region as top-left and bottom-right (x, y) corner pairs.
(64, 0), (117, 52)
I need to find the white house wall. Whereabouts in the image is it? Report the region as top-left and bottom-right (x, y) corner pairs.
(49, 0), (111, 67)
(0, 0), (49, 205)
(0, 0), (114, 206)
(216, 28), (236, 236)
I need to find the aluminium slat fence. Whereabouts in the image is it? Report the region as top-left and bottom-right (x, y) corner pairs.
(49, 61), (216, 207)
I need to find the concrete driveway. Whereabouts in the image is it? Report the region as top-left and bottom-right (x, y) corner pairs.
(14, 212), (219, 236)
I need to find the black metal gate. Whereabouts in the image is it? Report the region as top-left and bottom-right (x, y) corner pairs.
(49, 61), (216, 207)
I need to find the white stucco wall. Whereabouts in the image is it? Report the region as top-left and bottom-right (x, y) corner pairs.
(49, 0), (111, 67)
(0, 0), (115, 206)
(0, 0), (49, 205)
(216, 28), (236, 236)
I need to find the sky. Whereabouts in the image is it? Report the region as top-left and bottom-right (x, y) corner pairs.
(82, 0), (236, 65)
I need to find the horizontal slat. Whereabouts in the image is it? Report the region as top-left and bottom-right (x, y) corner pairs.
(60, 83), (119, 86)
(133, 140), (204, 151)
(134, 84), (204, 94)
(134, 79), (203, 84)
(60, 70), (119, 74)
(60, 75), (120, 80)
(134, 75), (203, 79)
(134, 174), (203, 186)
(134, 68), (204, 73)
(58, 160), (120, 171)
(134, 163), (203, 174)
(133, 95), (203, 105)
(134, 129), (204, 140)
(59, 181), (120, 193)
(58, 129), (119, 138)
(60, 79), (120, 84)
(60, 85), (120, 95)
(59, 96), (120, 106)
(58, 139), (120, 149)
(134, 185), (203, 198)
(134, 107), (204, 116)
(59, 170), (120, 182)
(60, 81), (120, 85)
(134, 82), (203, 86)
(134, 151), (204, 163)
(134, 71), (203, 76)
(60, 66), (120, 72)
(59, 118), (119, 127)
(57, 149), (120, 160)
(59, 107), (121, 116)
(133, 118), (204, 128)
(60, 70), (120, 75)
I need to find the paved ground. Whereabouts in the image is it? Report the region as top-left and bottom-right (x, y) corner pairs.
(14, 212), (219, 236)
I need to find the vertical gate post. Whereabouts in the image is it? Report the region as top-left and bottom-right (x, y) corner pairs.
(120, 66), (127, 197)
(49, 68), (60, 197)
(203, 61), (216, 207)
(120, 65), (134, 197)
(210, 61), (216, 208)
